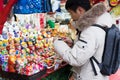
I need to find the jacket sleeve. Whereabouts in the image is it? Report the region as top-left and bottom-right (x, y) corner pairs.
(53, 28), (98, 66)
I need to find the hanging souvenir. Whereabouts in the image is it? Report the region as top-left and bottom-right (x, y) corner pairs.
(13, 0), (52, 14)
(90, 0), (105, 5)
(110, 0), (119, 7)
(110, 4), (120, 18)
(51, 0), (61, 12)
(13, 0), (42, 14)
(42, 0), (52, 12)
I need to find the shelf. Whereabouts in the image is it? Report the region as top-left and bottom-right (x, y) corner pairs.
(0, 63), (68, 80)
(0, 67), (47, 80)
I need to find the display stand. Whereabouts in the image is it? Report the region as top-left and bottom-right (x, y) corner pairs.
(0, 67), (47, 80)
(0, 63), (71, 80)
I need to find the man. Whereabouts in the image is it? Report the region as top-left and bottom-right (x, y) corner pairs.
(53, 0), (115, 80)
(0, 0), (18, 34)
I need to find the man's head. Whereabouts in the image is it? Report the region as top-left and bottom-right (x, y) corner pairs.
(65, 0), (91, 21)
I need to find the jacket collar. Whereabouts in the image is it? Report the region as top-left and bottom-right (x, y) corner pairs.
(76, 3), (106, 31)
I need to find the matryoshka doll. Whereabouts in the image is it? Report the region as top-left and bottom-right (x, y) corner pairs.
(38, 41), (44, 48)
(28, 41), (33, 49)
(8, 37), (14, 45)
(14, 38), (20, 44)
(43, 39), (49, 48)
(41, 30), (47, 38)
(25, 63), (33, 75)
(51, 29), (57, 37)
(8, 52), (16, 72)
(8, 48), (16, 72)
(110, 0), (119, 7)
(35, 43), (40, 50)
(38, 62), (44, 70)
(1, 54), (9, 71)
(21, 42), (27, 49)
(0, 39), (2, 47)
(47, 29), (52, 38)
(21, 42), (29, 54)
(32, 62), (39, 73)
(35, 43), (41, 55)
(9, 45), (16, 55)
(2, 39), (8, 47)
(15, 57), (25, 74)
(28, 41), (35, 54)
(15, 43), (21, 54)
(1, 40), (8, 55)
(37, 34), (43, 40)
(14, 38), (21, 54)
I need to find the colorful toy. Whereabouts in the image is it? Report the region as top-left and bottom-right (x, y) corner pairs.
(8, 55), (16, 72)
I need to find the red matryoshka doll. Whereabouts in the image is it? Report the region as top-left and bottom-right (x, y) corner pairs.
(8, 54), (16, 72)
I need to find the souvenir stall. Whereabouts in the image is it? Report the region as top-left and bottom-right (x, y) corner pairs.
(0, 0), (74, 80)
(1, 0), (120, 80)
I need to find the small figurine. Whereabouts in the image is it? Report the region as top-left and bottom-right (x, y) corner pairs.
(25, 63), (33, 75)
(28, 41), (35, 54)
(32, 63), (39, 74)
(8, 37), (14, 45)
(8, 55), (16, 72)
(2, 39), (8, 47)
(9, 46), (16, 55)
(37, 35), (43, 40)
(15, 57), (26, 74)
(14, 38), (20, 44)
(21, 42), (29, 54)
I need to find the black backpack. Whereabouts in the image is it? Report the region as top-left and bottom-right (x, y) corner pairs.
(90, 24), (120, 76)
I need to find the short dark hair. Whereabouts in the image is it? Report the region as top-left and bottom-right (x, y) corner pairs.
(65, 0), (92, 12)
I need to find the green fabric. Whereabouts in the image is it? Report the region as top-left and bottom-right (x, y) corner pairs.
(47, 20), (55, 28)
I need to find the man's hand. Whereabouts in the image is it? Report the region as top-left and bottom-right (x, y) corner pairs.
(62, 37), (74, 47)
(53, 37), (74, 47)
(69, 75), (74, 80)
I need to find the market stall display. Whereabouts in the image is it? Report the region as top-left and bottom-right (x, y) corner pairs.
(0, 12), (74, 79)
(1, 0), (120, 80)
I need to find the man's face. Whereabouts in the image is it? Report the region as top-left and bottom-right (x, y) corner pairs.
(68, 9), (81, 21)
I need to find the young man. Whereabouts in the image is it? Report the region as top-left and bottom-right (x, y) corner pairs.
(53, 0), (115, 80)
(0, 0), (18, 34)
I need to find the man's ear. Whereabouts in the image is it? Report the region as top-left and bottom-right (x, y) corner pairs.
(77, 7), (85, 14)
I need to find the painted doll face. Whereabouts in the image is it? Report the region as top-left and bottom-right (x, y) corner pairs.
(110, 0), (119, 7)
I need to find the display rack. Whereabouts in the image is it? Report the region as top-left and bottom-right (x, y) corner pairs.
(0, 62), (69, 80)
(0, 67), (47, 80)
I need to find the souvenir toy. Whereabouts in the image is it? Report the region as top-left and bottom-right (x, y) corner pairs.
(8, 55), (16, 72)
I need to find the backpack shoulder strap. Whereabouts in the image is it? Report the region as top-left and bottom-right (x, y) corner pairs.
(90, 56), (102, 76)
(77, 24), (107, 40)
(90, 24), (107, 76)
(90, 57), (98, 75)
(92, 24), (107, 32)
